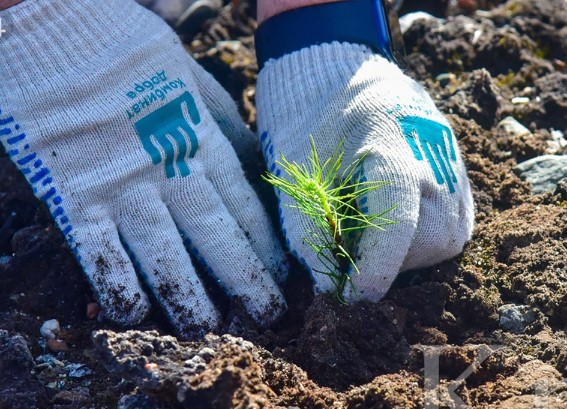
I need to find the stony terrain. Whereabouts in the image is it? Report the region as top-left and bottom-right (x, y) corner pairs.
(0, 0), (566, 407)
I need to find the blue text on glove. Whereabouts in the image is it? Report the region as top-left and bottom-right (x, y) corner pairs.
(400, 116), (458, 193)
(135, 92), (200, 179)
(125, 70), (187, 119)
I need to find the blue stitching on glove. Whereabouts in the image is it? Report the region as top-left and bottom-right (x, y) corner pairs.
(353, 161), (370, 215)
(345, 161), (368, 277)
(0, 109), (77, 258)
(260, 131), (317, 281)
(180, 234), (217, 284)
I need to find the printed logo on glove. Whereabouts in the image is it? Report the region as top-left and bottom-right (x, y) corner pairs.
(135, 92), (200, 178)
(400, 116), (458, 194)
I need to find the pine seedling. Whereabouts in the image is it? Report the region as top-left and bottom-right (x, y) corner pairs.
(263, 138), (396, 303)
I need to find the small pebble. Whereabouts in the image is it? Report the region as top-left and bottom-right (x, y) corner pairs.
(66, 363), (93, 378)
(436, 73), (456, 87)
(40, 319), (60, 340)
(472, 29), (482, 45)
(398, 11), (441, 34)
(548, 129), (567, 153)
(497, 116), (531, 137)
(198, 347), (215, 360)
(522, 86), (534, 95)
(511, 96), (530, 105)
(47, 339), (69, 352)
(458, 0), (478, 13)
(36, 354), (65, 367)
(86, 303), (101, 320)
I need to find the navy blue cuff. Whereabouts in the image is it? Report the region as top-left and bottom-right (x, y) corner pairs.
(255, 0), (398, 71)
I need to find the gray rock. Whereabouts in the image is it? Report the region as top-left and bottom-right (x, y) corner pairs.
(0, 330), (49, 409)
(548, 129), (567, 154)
(515, 155), (567, 193)
(497, 116), (532, 138)
(498, 304), (539, 334)
(66, 363), (93, 378)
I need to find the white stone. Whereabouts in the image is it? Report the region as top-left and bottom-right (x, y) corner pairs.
(399, 12), (442, 34)
(497, 116), (532, 137)
(39, 319), (60, 340)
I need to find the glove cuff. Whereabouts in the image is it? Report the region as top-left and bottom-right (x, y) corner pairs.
(0, 0), (173, 86)
(255, 0), (399, 71)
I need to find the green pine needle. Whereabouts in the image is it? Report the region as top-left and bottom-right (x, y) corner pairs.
(263, 138), (397, 303)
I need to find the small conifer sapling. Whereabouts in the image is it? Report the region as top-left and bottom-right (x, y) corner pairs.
(263, 139), (396, 303)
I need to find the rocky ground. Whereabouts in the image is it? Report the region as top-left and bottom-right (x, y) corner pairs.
(1, 0), (566, 408)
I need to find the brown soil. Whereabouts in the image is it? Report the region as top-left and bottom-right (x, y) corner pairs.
(1, 0), (566, 408)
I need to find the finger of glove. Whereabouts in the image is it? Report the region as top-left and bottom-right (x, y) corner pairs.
(401, 168), (475, 271)
(344, 155), (421, 302)
(71, 217), (151, 325)
(167, 174), (287, 327)
(117, 192), (220, 338)
(186, 56), (259, 165)
(199, 128), (287, 284)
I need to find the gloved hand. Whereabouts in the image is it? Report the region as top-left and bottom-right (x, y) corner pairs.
(0, 0), (286, 338)
(257, 42), (474, 301)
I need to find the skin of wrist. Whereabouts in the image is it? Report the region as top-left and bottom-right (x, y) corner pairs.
(0, 0), (25, 11)
(257, 0), (343, 24)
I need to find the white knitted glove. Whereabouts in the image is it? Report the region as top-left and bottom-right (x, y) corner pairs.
(0, 0), (286, 338)
(257, 43), (474, 301)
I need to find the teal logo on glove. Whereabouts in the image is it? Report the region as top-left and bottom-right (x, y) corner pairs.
(135, 92), (200, 178)
(400, 116), (458, 193)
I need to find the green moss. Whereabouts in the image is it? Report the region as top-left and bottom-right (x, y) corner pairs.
(446, 53), (465, 74)
(534, 48), (547, 60)
(461, 239), (509, 291)
(478, 284), (502, 306)
(505, 1), (526, 16)
(532, 39), (552, 60)
(495, 70), (517, 88)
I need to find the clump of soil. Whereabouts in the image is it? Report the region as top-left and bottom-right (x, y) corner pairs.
(1, 0), (566, 407)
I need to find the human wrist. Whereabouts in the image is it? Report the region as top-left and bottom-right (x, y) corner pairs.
(255, 0), (401, 71)
(257, 0), (342, 24)
(0, 0), (24, 11)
